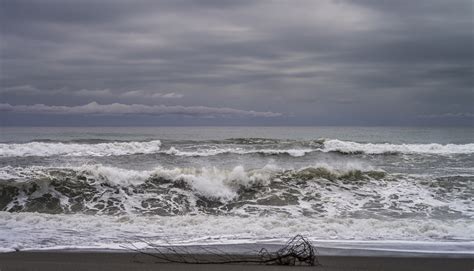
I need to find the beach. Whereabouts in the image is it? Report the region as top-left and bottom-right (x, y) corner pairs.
(1, 250), (473, 271)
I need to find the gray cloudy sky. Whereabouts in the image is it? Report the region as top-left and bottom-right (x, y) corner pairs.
(1, 0), (473, 126)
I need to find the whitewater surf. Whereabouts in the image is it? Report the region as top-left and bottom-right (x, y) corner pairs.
(0, 126), (473, 254)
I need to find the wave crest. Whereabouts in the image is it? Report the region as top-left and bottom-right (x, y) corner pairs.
(322, 139), (474, 155)
(3, 163), (470, 219)
(0, 140), (162, 157)
(163, 146), (312, 157)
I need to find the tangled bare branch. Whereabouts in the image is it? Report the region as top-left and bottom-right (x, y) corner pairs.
(123, 234), (319, 266)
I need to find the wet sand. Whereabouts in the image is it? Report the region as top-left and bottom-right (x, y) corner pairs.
(0, 251), (473, 271)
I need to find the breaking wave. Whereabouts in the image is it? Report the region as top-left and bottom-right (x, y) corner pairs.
(1, 138), (473, 158)
(1, 164), (471, 219)
(0, 140), (162, 157)
(163, 146), (313, 157)
(322, 139), (474, 155)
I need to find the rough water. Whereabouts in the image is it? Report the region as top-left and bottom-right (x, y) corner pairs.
(0, 126), (473, 253)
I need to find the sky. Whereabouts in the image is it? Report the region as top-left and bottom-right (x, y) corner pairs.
(0, 0), (473, 126)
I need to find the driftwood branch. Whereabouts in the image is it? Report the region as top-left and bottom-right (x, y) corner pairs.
(123, 234), (320, 266)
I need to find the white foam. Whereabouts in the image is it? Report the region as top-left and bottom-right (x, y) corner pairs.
(77, 164), (153, 186)
(73, 164), (276, 200)
(1, 162), (471, 217)
(0, 162), (376, 214)
(323, 139), (474, 155)
(143, 164), (276, 200)
(0, 140), (162, 157)
(0, 164), (277, 201)
(0, 211), (472, 252)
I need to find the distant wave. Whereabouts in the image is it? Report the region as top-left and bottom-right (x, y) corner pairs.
(0, 140), (162, 157)
(0, 139), (316, 158)
(163, 146), (314, 157)
(1, 138), (473, 158)
(322, 139), (474, 155)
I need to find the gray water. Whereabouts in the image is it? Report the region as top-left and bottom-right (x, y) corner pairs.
(0, 126), (473, 252)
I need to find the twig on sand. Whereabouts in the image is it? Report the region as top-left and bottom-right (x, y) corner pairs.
(123, 234), (320, 266)
(260, 235), (319, 266)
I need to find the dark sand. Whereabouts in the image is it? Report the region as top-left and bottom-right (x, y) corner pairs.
(0, 251), (473, 271)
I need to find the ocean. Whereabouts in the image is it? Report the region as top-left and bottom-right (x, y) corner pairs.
(0, 126), (473, 254)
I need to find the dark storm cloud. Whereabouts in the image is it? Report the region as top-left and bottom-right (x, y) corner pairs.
(0, 0), (472, 125)
(0, 102), (281, 117)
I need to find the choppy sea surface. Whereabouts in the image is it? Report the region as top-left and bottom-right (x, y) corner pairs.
(0, 126), (473, 254)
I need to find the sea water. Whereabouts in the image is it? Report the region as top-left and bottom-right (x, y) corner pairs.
(0, 126), (473, 254)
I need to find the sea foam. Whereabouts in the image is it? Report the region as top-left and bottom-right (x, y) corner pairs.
(0, 140), (162, 157)
(0, 211), (472, 252)
(2, 163), (471, 219)
(322, 139), (474, 155)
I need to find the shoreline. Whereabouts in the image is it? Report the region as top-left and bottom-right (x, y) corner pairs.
(0, 250), (473, 271)
(2, 240), (473, 257)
